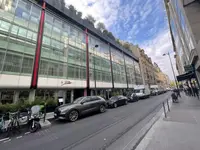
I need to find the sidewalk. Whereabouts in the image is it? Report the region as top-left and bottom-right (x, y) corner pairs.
(136, 94), (200, 150)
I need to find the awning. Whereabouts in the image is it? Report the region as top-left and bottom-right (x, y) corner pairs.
(176, 71), (195, 82)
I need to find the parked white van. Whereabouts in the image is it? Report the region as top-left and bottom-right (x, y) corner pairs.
(133, 85), (150, 99)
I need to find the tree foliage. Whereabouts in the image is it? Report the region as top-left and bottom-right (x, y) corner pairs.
(68, 5), (76, 12)
(77, 11), (82, 18)
(115, 39), (121, 45)
(107, 32), (115, 40)
(123, 42), (131, 50)
(96, 22), (106, 32)
(85, 15), (96, 25)
(60, 0), (66, 11)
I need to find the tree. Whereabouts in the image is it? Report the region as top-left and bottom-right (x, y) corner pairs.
(85, 15), (96, 25)
(107, 32), (115, 40)
(123, 42), (131, 50)
(77, 11), (82, 18)
(68, 5), (76, 12)
(103, 29), (109, 35)
(60, 0), (66, 11)
(115, 39), (121, 45)
(96, 22), (106, 32)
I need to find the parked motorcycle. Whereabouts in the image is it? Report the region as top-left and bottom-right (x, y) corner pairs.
(28, 105), (42, 133)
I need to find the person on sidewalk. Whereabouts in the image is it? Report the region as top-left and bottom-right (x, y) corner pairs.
(177, 88), (181, 98)
(193, 86), (199, 99)
(171, 90), (178, 103)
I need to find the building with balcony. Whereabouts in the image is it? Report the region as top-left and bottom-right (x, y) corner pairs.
(154, 63), (170, 89)
(164, 0), (200, 83)
(139, 49), (157, 86)
(0, 0), (142, 103)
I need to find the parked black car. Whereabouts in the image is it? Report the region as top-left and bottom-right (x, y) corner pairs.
(54, 96), (106, 122)
(126, 93), (139, 102)
(107, 96), (128, 108)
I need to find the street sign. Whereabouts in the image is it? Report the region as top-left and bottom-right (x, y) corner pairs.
(184, 65), (194, 73)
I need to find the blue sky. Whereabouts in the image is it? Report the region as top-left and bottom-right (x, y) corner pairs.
(64, 0), (176, 80)
(110, 0), (167, 44)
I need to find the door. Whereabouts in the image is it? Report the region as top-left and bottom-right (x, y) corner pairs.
(81, 97), (97, 114)
(117, 96), (123, 105)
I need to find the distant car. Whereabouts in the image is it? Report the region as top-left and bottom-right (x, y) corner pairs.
(107, 96), (128, 108)
(151, 90), (159, 96)
(126, 93), (139, 102)
(134, 89), (150, 99)
(54, 96), (106, 122)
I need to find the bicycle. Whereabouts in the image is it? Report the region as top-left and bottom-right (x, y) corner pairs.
(0, 114), (6, 133)
(6, 111), (21, 136)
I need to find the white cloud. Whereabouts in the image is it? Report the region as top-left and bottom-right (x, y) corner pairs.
(64, 0), (120, 28)
(140, 29), (178, 80)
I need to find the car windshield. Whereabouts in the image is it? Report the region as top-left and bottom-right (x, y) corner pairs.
(110, 96), (118, 101)
(73, 97), (84, 103)
(135, 89), (144, 93)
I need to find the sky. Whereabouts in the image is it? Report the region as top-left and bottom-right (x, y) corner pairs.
(64, 0), (177, 80)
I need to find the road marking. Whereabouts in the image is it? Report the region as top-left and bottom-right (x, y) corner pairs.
(25, 132), (30, 135)
(16, 136), (22, 139)
(0, 138), (10, 142)
(3, 139), (11, 143)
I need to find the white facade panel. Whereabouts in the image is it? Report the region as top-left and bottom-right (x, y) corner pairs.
(0, 74), (31, 88)
(37, 77), (86, 88)
(114, 83), (127, 88)
(18, 76), (32, 88)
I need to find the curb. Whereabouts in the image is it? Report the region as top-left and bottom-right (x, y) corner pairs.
(124, 98), (172, 150)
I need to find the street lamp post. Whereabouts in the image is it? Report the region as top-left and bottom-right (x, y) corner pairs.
(163, 52), (178, 89)
(91, 45), (98, 95)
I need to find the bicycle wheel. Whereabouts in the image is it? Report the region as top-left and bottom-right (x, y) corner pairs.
(13, 120), (20, 134)
(5, 122), (12, 137)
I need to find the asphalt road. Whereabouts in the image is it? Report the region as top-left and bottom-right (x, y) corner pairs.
(0, 92), (171, 150)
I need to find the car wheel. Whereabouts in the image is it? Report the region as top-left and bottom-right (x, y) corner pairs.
(113, 103), (117, 108)
(125, 100), (128, 105)
(68, 110), (79, 122)
(99, 105), (106, 113)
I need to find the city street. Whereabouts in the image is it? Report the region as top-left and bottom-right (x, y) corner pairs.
(0, 92), (170, 150)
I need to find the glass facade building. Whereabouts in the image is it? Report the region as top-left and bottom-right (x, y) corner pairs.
(0, 0), (142, 103)
(169, 0), (195, 62)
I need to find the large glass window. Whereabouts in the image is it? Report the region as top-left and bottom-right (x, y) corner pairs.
(3, 53), (22, 73)
(0, 0), (39, 76)
(39, 11), (86, 81)
(14, 0), (31, 28)
(21, 57), (33, 74)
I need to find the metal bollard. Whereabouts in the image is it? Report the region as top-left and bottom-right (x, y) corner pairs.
(43, 104), (46, 123)
(163, 102), (167, 118)
(166, 99), (170, 112)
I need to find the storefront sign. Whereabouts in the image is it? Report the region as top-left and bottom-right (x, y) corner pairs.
(61, 81), (72, 86)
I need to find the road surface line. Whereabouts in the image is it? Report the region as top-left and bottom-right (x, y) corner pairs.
(25, 132), (30, 135)
(0, 138), (10, 142)
(3, 139), (11, 143)
(16, 136), (23, 139)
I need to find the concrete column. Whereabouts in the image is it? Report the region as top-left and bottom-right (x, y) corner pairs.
(70, 90), (74, 103)
(29, 90), (36, 102)
(90, 90), (93, 96)
(0, 91), (1, 104)
(54, 91), (58, 101)
(63, 91), (66, 104)
(13, 91), (19, 103)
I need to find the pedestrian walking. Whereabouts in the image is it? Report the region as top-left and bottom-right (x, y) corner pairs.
(177, 89), (181, 98)
(187, 87), (192, 96)
(171, 90), (178, 103)
(193, 86), (199, 99)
